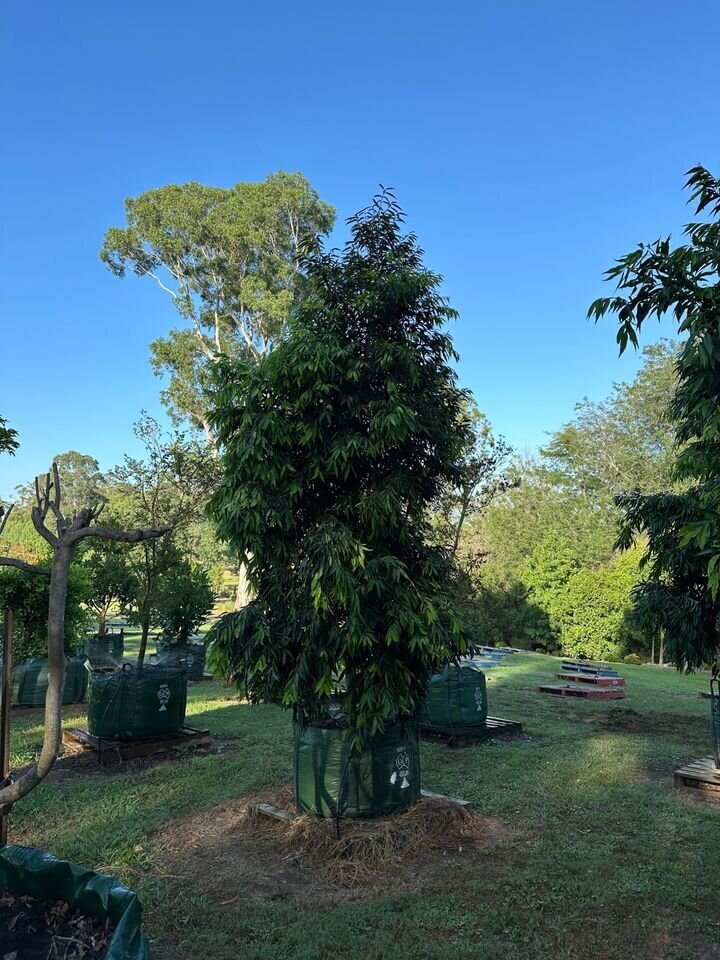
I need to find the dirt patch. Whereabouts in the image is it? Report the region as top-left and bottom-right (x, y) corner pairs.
(647, 929), (720, 959)
(21, 736), (240, 789)
(595, 708), (705, 736)
(153, 784), (516, 905)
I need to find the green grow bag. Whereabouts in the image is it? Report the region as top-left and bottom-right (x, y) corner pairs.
(294, 719), (420, 819)
(85, 632), (125, 668)
(0, 656), (89, 707)
(711, 681), (720, 769)
(152, 642), (207, 681)
(0, 844), (150, 959)
(87, 664), (187, 740)
(420, 662), (488, 731)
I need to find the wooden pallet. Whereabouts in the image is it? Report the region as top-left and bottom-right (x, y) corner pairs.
(698, 691), (713, 700)
(63, 725), (211, 766)
(674, 756), (720, 793)
(556, 673), (625, 687)
(538, 683), (625, 701)
(420, 716), (523, 748)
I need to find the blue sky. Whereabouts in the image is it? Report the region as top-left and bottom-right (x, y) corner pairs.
(1, 0), (718, 497)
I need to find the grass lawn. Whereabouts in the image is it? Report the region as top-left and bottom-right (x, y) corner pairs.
(6, 653), (720, 959)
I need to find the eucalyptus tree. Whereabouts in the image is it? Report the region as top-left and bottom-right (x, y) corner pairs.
(208, 191), (471, 740)
(591, 165), (720, 668)
(100, 171), (335, 446)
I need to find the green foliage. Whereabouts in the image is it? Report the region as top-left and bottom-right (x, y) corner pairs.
(101, 172), (335, 442)
(551, 549), (645, 662)
(623, 652), (643, 665)
(208, 192), (470, 737)
(0, 505), (46, 563)
(0, 566), (91, 659)
(153, 559), (215, 645)
(0, 416), (18, 456)
(592, 165), (720, 667)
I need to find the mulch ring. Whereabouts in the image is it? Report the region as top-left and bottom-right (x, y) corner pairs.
(0, 888), (113, 959)
(153, 783), (517, 903)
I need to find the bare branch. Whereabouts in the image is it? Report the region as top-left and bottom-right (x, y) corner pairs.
(67, 523), (172, 546)
(0, 503), (13, 539)
(0, 556), (51, 576)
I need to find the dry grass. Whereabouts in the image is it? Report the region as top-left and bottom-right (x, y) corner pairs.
(243, 788), (489, 886)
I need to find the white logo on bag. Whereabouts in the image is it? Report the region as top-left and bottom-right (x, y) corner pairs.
(474, 687), (484, 711)
(158, 684), (170, 712)
(389, 748), (411, 789)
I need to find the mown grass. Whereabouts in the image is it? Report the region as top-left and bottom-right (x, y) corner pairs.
(7, 654), (720, 959)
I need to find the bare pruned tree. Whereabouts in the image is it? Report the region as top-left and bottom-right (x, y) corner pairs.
(0, 464), (170, 809)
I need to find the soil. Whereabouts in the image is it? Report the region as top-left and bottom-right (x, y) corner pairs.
(153, 783), (518, 906)
(0, 889), (113, 959)
(594, 707), (705, 736)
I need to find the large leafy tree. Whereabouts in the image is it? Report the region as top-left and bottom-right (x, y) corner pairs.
(591, 165), (720, 667)
(208, 192), (471, 738)
(100, 172), (335, 446)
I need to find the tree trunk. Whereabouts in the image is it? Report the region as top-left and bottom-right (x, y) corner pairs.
(651, 634), (655, 665)
(137, 619), (151, 669)
(0, 543), (73, 806)
(659, 632), (665, 666)
(234, 561), (253, 611)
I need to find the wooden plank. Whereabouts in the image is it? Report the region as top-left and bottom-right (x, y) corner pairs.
(421, 788), (473, 810)
(674, 756), (720, 793)
(420, 716), (523, 747)
(255, 802), (298, 823)
(556, 673), (625, 686)
(63, 725), (211, 766)
(538, 684), (625, 700)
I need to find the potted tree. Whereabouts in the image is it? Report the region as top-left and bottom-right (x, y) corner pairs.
(81, 539), (132, 667)
(208, 192), (470, 818)
(150, 553), (215, 680)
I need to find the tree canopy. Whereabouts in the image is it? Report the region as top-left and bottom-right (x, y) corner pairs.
(101, 172), (335, 445)
(592, 165), (720, 667)
(207, 192), (471, 737)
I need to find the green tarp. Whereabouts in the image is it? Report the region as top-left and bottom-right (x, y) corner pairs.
(420, 662), (488, 730)
(294, 720), (420, 819)
(87, 664), (187, 740)
(0, 844), (150, 959)
(152, 642), (206, 681)
(0, 656), (89, 707)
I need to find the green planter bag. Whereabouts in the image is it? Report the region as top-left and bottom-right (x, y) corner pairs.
(85, 631), (125, 668)
(152, 641), (207, 681)
(420, 662), (488, 731)
(294, 719), (420, 819)
(0, 845), (150, 959)
(0, 656), (89, 707)
(711, 679), (720, 769)
(87, 664), (187, 740)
